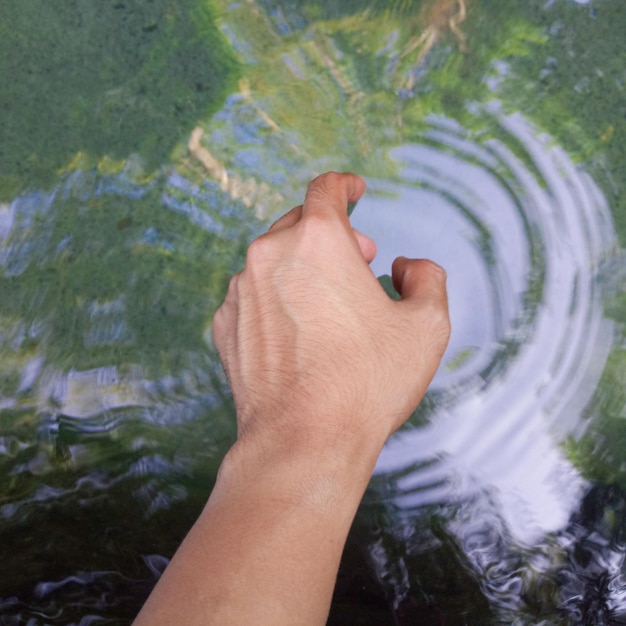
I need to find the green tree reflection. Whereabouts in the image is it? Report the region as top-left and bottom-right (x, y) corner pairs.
(499, 0), (626, 246)
(0, 0), (239, 200)
(0, 173), (251, 377)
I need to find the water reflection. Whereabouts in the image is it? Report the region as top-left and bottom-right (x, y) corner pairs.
(351, 109), (616, 541)
(0, 164), (251, 622)
(348, 108), (620, 620)
(2, 0), (626, 622)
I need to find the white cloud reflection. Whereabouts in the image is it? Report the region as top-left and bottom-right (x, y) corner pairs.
(352, 109), (617, 545)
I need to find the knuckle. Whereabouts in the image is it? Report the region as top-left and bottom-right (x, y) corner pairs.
(212, 306), (227, 343)
(407, 295), (450, 354)
(437, 308), (452, 339)
(429, 293), (451, 325)
(299, 212), (331, 237)
(225, 272), (239, 299)
(429, 307), (452, 353)
(245, 234), (272, 266)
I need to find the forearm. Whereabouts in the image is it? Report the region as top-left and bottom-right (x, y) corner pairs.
(134, 434), (382, 626)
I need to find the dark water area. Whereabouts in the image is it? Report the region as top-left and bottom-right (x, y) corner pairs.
(1, 0), (626, 623)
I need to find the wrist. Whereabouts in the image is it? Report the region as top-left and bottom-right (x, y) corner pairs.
(211, 425), (384, 517)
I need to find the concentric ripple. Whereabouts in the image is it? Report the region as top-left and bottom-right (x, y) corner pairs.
(351, 106), (617, 545)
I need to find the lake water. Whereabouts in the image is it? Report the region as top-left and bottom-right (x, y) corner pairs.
(1, 0), (626, 623)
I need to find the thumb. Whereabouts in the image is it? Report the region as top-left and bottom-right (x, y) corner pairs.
(392, 257), (449, 311)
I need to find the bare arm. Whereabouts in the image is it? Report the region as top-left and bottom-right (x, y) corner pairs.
(134, 172), (450, 625)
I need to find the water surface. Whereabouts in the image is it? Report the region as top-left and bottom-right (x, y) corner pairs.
(1, 0), (626, 623)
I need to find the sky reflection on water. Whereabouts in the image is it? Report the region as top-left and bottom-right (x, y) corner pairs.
(356, 109), (616, 547)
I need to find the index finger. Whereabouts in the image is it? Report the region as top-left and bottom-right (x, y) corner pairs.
(302, 172), (366, 222)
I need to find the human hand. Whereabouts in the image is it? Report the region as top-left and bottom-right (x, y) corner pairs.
(135, 173), (450, 626)
(212, 172), (450, 463)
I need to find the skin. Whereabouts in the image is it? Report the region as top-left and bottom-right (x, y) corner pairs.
(134, 172), (451, 625)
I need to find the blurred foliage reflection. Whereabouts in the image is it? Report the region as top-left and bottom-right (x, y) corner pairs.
(0, 0), (239, 199)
